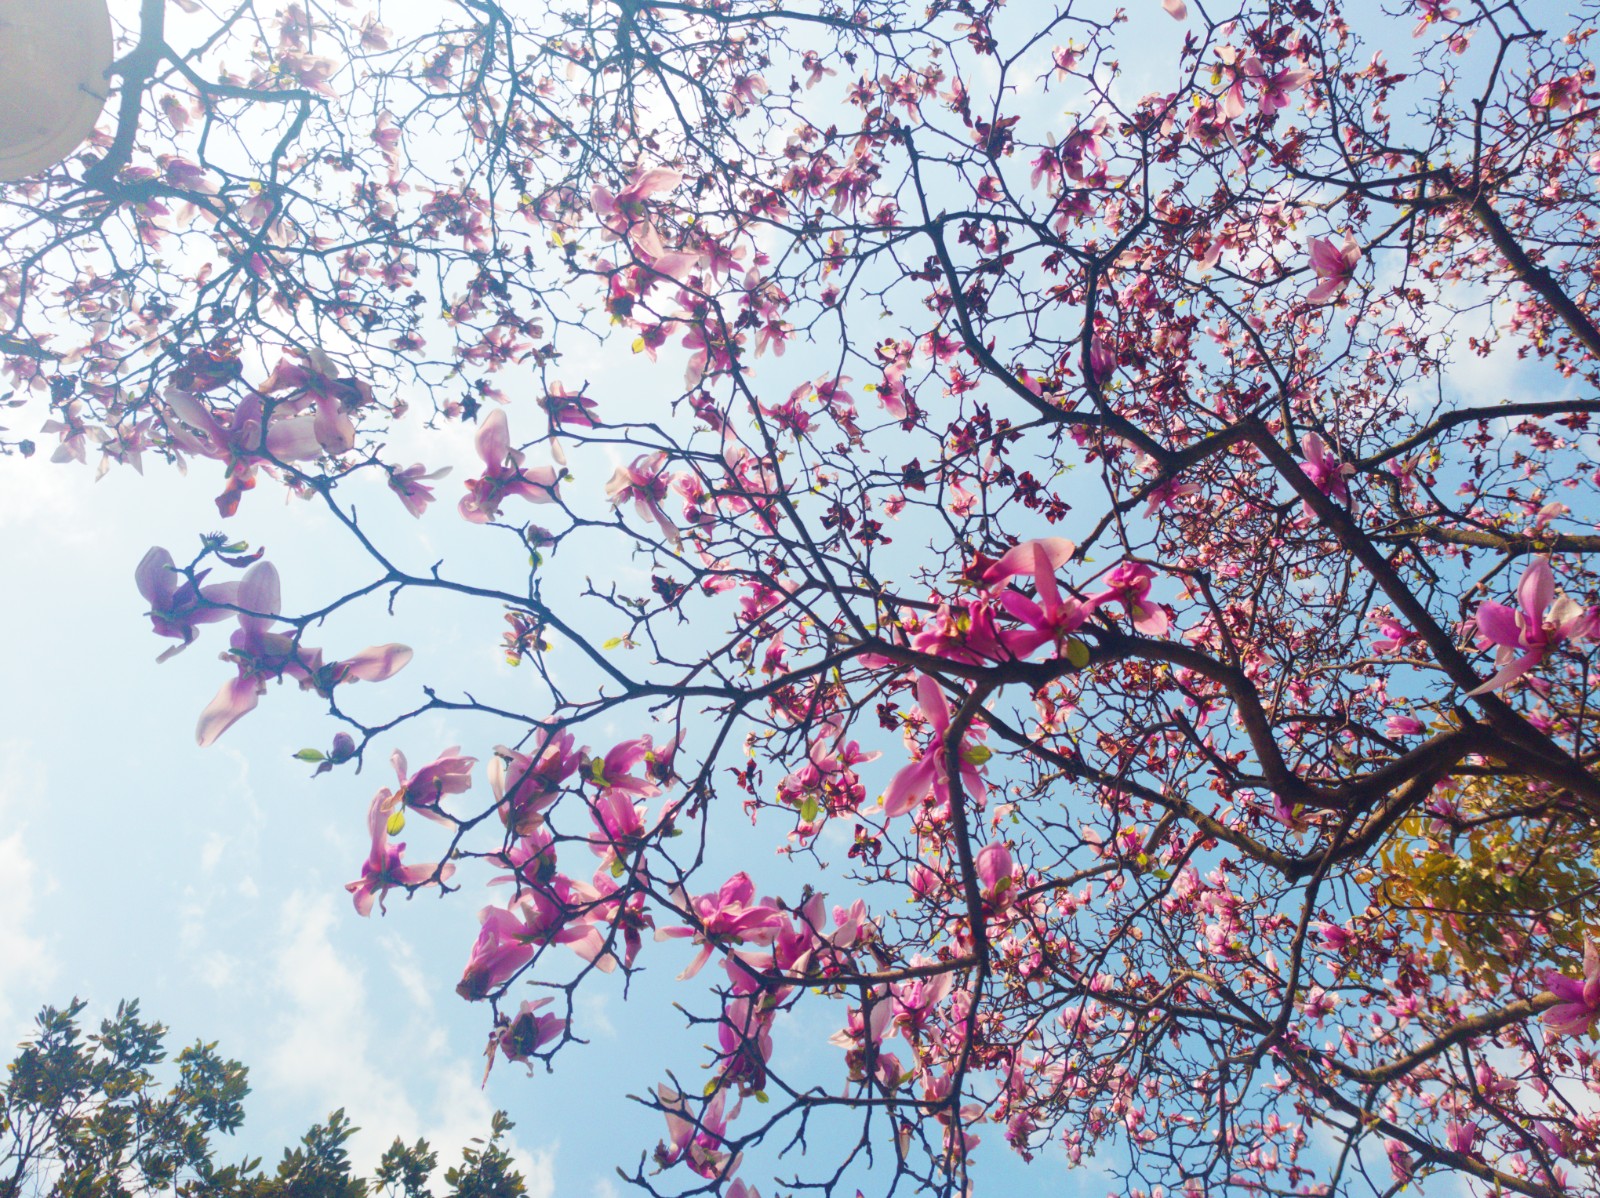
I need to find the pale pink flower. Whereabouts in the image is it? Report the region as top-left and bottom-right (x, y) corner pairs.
(460, 409), (560, 523)
(135, 546), (240, 662)
(1306, 234), (1359, 303)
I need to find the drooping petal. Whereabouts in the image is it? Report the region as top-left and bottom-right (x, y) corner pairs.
(237, 560), (282, 619)
(264, 414), (323, 460)
(196, 673), (262, 746)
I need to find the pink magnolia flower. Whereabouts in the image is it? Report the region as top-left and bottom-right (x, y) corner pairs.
(1468, 557), (1597, 695)
(1299, 432), (1354, 504)
(256, 347), (369, 454)
(163, 387), (322, 516)
(346, 788), (454, 917)
(459, 409), (560, 523)
(588, 790), (647, 864)
(657, 872), (786, 979)
(1445, 1120), (1481, 1156)
(490, 728), (582, 834)
(882, 675), (990, 818)
(655, 1085), (737, 1179)
(606, 451), (680, 545)
(1542, 938), (1600, 1038)
(1306, 234), (1359, 303)
(1091, 561), (1169, 636)
(391, 745), (475, 824)
(388, 462), (450, 516)
(1385, 715), (1425, 737)
(909, 598), (1009, 665)
(456, 882), (606, 998)
(981, 538), (1099, 657)
(1370, 616), (1417, 655)
(592, 167), (682, 257)
(135, 546), (240, 662)
(195, 561), (411, 746)
(483, 997), (564, 1081)
(975, 841), (1019, 908)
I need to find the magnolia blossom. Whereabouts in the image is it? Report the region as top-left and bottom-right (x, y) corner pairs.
(483, 998), (565, 1081)
(135, 547), (240, 662)
(657, 872), (786, 979)
(592, 167), (682, 257)
(390, 746), (475, 824)
(606, 451), (680, 545)
(1306, 234), (1359, 303)
(1299, 432), (1354, 505)
(194, 561), (411, 746)
(883, 675), (990, 819)
(1092, 561), (1169, 636)
(347, 788), (454, 916)
(1468, 557), (1599, 695)
(460, 409), (560, 523)
(1542, 938), (1600, 1038)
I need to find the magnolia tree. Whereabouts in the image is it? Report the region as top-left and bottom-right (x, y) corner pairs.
(3, 0), (1600, 1194)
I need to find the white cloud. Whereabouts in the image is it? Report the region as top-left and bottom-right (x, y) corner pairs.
(0, 741), (57, 1045)
(262, 891), (556, 1197)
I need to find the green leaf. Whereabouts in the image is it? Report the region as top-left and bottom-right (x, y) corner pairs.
(800, 795), (819, 823)
(1065, 638), (1091, 668)
(293, 749), (326, 763)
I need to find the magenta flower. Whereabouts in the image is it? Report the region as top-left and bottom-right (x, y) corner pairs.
(982, 537), (1099, 657)
(391, 746), (475, 824)
(346, 789), (454, 917)
(1306, 234), (1359, 303)
(388, 462), (450, 517)
(1299, 432), (1353, 504)
(1370, 616), (1417, 655)
(592, 166), (682, 257)
(655, 1085), (736, 1179)
(1385, 715), (1425, 737)
(909, 598), (1009, 664)
(456, 883), (603, 998)
(483, 997), (565, 1081)
(975, 841), (1018, 908)
(1091, 561), (1169, 636)
(882, 675), (990, 819)
(1542, 938), (1600, 1038)
(1468, 556), (1595, 695)
(490, 728), (581, 834)
(459, 409), (560, 523)
(163, 387), (323, 516)
(135, 546), (240, 662)
(657, 872), (786, 979)
(1444, 1120), (1481, 1156)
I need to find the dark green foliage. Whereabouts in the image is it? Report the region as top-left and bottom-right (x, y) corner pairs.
(1, 1002), (524, 1198)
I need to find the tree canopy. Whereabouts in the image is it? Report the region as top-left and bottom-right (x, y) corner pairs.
(0, 1000), (526, 1198)
(3, 0), (1600, 1195)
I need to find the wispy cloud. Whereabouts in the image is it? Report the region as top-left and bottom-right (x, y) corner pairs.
(261, 891), (556, 1197)
(0, 740), (58, 1045)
